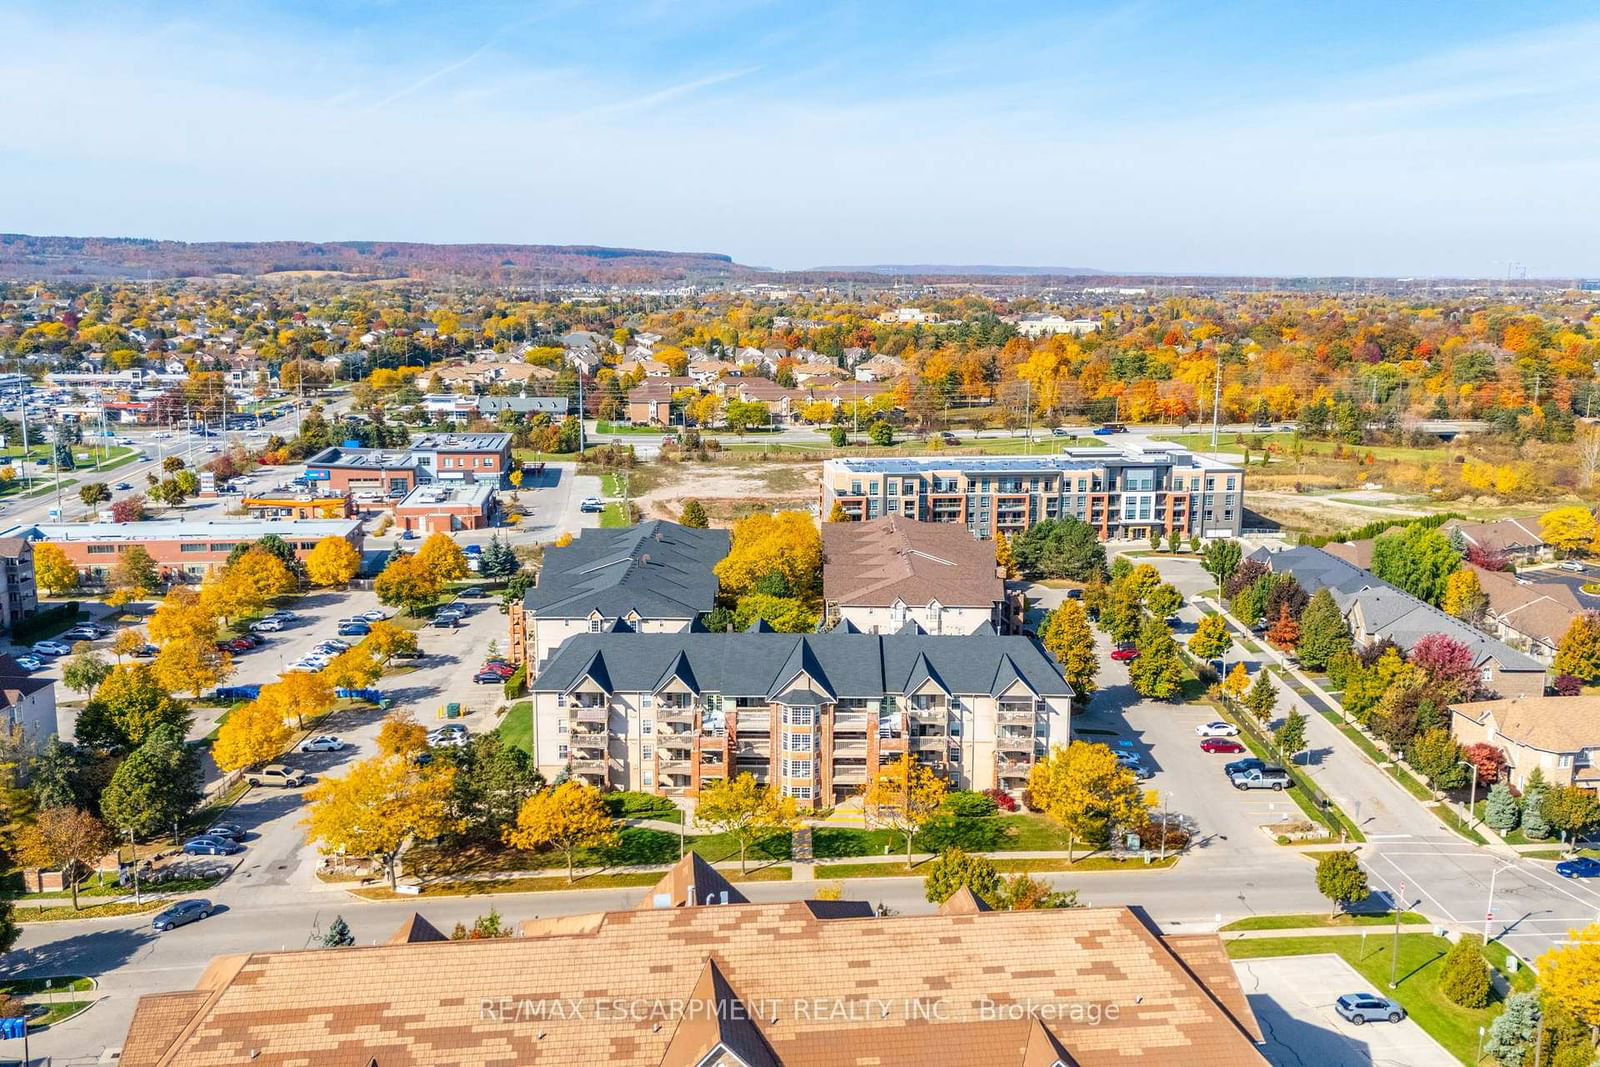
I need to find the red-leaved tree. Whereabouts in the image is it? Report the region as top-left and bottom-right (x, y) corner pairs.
(1409, 633), (1483, 702)
(1461, 742), (1506, 785)
(109, 496), (147, 523)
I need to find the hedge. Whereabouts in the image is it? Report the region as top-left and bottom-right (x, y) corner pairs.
(13, 601), (83, 643)
(1298, 511), (1465, 548)
(503, 663), (527, 700)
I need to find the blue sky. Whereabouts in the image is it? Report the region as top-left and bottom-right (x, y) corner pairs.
(2, 1), (1597, 276)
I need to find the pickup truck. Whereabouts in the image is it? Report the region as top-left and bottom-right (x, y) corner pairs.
(245, 764), (306, 788)
(1230, 767), (1291, 791)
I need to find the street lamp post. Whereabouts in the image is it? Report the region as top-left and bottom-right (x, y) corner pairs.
(1485, 862), (1515, 942)
(1389, 878), (1406, 989)
(1458, 760), (1479, 827)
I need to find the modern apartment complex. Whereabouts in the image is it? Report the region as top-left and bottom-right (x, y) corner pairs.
(528, 631), (1073, 807)
(822, 517), (1022, 634)
(0, 537), (38, 633)
(820, 445), (1245, 541)
(508, 521), (730, 672)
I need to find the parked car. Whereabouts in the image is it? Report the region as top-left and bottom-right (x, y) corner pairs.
(1231, 767), (1291, 791)
(205, 824), (246, 841)
(359, 609), (388, 622)
(1109, 646), (1139, 662)
(1334, 993), (1405, 1025)
(1555, 856), (1600, 879)
(431, 732), (469, 748)
(1224, 757), (1267, 778)
(474, 669), (510, 684)
(939, 431), (959, 445)
(1091, 426), (1115, 436)
(131, 643), (158, 658)
(459, 587), (490, 599)
(225, 638), (254, 653)
(1199, 737), (1247, 754)
(31, 641), (71, 657)
(579, 496), (605, 513)
(266, 610), (300, 623)
(181, 835), (241, 856)
(251, 617), (284, 632)
(300, 735), (346, 753)
(478, 662), (515, 678)
(336, 622), (371, 637)
(245, 764), (306, 788)
(1195, 721), (1240, 738)
(1560, 561), (1586, 573)
(152, 898), (214, 930)
(322, 639), (351, 651)
(62, 625), (101, 641)
(113, 481), (133, 490)
(432, 617), (458, 629)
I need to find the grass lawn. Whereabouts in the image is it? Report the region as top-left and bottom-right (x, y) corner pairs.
(1220, 912), (1430, 931)
(354, 865), (792, 900)
(595, 421), (665, 436)
(10, 896), (173, 923)
(494, 701), (532, 756)
(815, 855), (1178, 878)
(599, 502), (629, 527)
(1, 976), (95, 1027)
(1226, 933), (1534, 1064)
(1471, 801), (1532, 844)
(1428, 804), (1488, 846)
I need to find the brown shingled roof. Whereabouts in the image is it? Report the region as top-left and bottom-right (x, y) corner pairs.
(638, 852), (749, 909)
(1452, 694), (1600, 754)
(120, 901), (1266, 1066)
(388, 912), (449, 944)
(823, 517), (1004, 609)
(937, 886), (994, 914)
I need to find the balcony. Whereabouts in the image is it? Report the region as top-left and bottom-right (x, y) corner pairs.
(833, 765), (868, 785)
(878, 734), (907, 752)
(569, 706), (608, 724)
(660, 759), (691, 775)
(997, 705), (1036, 726)
(996, 759), (1031, 780)
(658, 707), (695, 725)
(996, 731), (1033, 753)
(570, 719), (607, 735)
(833, 739), (868, 758)
(570, 758), (609, 775)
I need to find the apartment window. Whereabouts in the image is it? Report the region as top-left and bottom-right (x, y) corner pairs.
(1559, 753), (1573, 768)
(1480, 666), (1494, 684)
(886, 500), (898, 513)
(642, 717), (654, 734)
(557, 719), (568, 733)
(1124, 468), (1155, 492)
(851, 481), (862, 495)
(887, 481), (897, 496)
(87, 544), (116, 555)
(557, 744), (569, 759)
(642, 693), (653, 708)
(642, 771), (654, 786)
(589, 618), (603, 633)
(642, 743), (653, 760)
(784, 732), (814, 752)
(782, 759), (813, 778)
(784, 706), (815, 726)
(556, 693), (567, 708)
(179, 543), (208, 553)
(789, 785), (812, 800)
(903, 480), (916, 495)
(867, 500), (881, 518)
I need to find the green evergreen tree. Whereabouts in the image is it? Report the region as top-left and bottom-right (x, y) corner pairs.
(1483, 781), (1521, 833)
(923, 848), (1003, 907)
(1438, 934), (1491, 1008)
(679, 499), (708, 529)
(1521, 769), (1551, 839)
(1483, 991), (1540, 1067)
(321, 914), (355, 948)
(1296, 589), (1353, 671)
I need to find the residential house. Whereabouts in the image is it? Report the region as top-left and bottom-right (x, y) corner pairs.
(508, 520), (729, 672)
(1249, 545), (1547, 698)
(1451, 694), (1600, 790)
(823, 517), (1022, 635)
(626, 380), (677, 426)
(854, 354), (906, 382)
(118, 887), (1267, 1066)
(1015, 314), (1100, 338)
(1469, 564), (1581, 665)
(529, 630), (1072, 803)
(687, 358), (738, 385)
(1441, 517), (1550, 562)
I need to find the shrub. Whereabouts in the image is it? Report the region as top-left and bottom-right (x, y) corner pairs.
(984, 788), (1018, 812)
(1553, 674), (1583, 696)
(600, 791), (679, 822)
(1438, 934), (1491, 1008)
(503, 663), (527, 699)
(1483, 782), (1520, 833)
(942, 790), (998, 818)
(923, 847), (1002, 906)
(12, 601), (83, 643)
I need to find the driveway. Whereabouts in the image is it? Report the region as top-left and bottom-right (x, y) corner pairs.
(1233, 954), (1458, 1067)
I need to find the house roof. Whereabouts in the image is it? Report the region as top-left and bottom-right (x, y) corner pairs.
(1441, 516), (1547, 554)
(532, 632), (1072, 700)
(118, 901), (1266, 1066)
(638, 853), (749, 909)
(823, 517), (1004, 609)
(1471, 564), (1581, 646)
(1452, 695), (1600, 754)
(522, 521), (729, 621)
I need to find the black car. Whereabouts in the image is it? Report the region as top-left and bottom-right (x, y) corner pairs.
(459, 587), (490, 598)
(1224, 757), (1267, 778)
(473, 669), (508, 684)
(205, 824), (246, 841)
(152, 899), (213, 931)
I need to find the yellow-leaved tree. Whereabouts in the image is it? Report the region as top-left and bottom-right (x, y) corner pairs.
(1026, 741), (1146, 860)
(214, 699), (292, 772)
(415, 533), (468, 584)
(202, 546), (295, 621)
(320, 647), (382, 693)
(259, 670), (336, 729)
(34, 542), (79, 596)
(374, 554), (443, 616)
(505, 781), (619, 883)
(862, 754), (949, 864)
(361, 620), (418, 664)
(1537, 923), (1600, 1031)
(713, 511), (822, 601)
(153, 637), (232, 699)
(1222, 662), (1252, 702)
(1541, 507), (1597, 558)
(695, 773), (798, 873)
(303, 752), (457, 889)
(148, 586), (219, 647)
(1040, 600), (1098, 697)
(305, 536), (361, 588)
(376, 711), (429, 758)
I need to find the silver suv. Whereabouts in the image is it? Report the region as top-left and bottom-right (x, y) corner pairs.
(1230, 766), (1291, 791)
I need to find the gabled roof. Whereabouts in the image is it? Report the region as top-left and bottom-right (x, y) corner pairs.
(659, 957), (780, 1067)
(938, 886), (993, 914)
(566, 650), (613, 694)
(1452, 694), (1600, 754)
(387, 913), (448, 944)
(989, 654), (1036, 698)
(639, 853), (748, 909)
(524, 521), (730, 622)
(903, 651), (951, 695)
(823, 517), (1005, 610)
(652, 650), (699, 694)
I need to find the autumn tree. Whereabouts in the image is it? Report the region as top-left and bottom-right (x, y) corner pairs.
(153, 636), (231, 698)
(1040, 601), (1098, 698)
(1026, 741), (1145, 860)
(147, 586), (217, 646)
(109, 496), (146, 523)
(1540, 506), (1597, 558)
(923, 847), (1004, 907)
(374, 554), (443, 616)
(1441, 569), (1489, 625)
(1265, 603), (1300, 651)
(1129, 616), (1184, 700)
(75, 663), (190, 751)
(694, 773), (798, 874)
(214, 699), (292, 772)
(1222, 662), (1251, 703)
(34, 542), (78, 596)
(713, 511), (822, 603)
(1314, 850), (1370, 917)
(863, 754), (949, 864)
(415, 533), (469, 584)
(78, 481), (111, 516)
(361, 620), (419, 664)
(1145, 582), (1182, 621)
(1554, 612), (1600, 684)
(1539, 924), (1600, 1032)
(305, 536), (361, 587)
(679, 499), (708, 529)
(1275, 710), (1308, 765)
(504, 781), (618, 883)
(994, 532), (1016, 580)
(303, 752), (457, 889)
(203, 546), (294, 620)
(15, 807), (114, 910)
(61, 651), (110, 696)
(1407, 728), (1468, 794)
(1409, 633), (1483, 703)
(1186, 614), (1233, 661)
(376, 711), (429, 758)
(321, 647), (382, 693)
(259, 670), (336, 729)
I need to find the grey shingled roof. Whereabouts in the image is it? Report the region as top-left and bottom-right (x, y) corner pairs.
(523, 521), (730, 620)
(533, 632), (1073, 699)
(1250, 545), (1543, 673)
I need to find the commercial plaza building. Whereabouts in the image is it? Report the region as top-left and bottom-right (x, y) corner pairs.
(528, 631), (1072, 807)
(304, 432), (513, 494)
(2, 519), (365, 580)
(820, 445), (1245, 541)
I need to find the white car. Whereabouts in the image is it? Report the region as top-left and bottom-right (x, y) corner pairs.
(291, 655), (331, 671)
(1560, 561), (1586, 573)
(1195, 721), (1240, 738)
(31, 640), (72, 657)
(359, 609), (387, 623)
(15, 655), (44, 671)
(301, 735), (346, 753)
(251, 618), (284, 632)
(61, 625), (101, 641)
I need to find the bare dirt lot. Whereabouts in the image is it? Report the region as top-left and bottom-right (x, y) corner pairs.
(634, 460), (821, 523)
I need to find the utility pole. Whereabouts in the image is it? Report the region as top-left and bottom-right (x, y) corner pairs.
(1389, 879), (1405, 989)
(1210, 347), (1223, 448)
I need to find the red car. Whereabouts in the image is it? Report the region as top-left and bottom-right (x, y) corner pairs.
(1110, 646), (1139, 662)
(1200, 737), (1246, 754)
(478, 663), (516, 678)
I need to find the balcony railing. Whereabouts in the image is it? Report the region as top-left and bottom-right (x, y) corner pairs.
(658, 707), (695, 724)
(996, 733), (1033, 752)
(996, 759), (1031, 778)
(659, 759), (692, 774)
(832, 767), (868, 784)
(997, 706), (1036, 725)
(570, 758), (609, 774)
(569, 706), (607, 724)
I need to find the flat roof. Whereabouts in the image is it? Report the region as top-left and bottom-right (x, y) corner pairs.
(825, 445), (1240, 475)
(409, 432), (511, 451)
(4, 519), (363, 544)
(304, 446), (418, 470)
(396, 483), (496, 509)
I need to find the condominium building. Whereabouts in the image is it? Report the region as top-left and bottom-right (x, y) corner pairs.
(528, 631), (1073, 807)
(820, 445), (1244, 542)
(822, 517), (1021, 634)
(0, 537), (38, 633)
(508, 521), (730, 672)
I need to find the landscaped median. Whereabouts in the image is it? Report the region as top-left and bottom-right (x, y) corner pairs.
(1225, 931), (1533, 1065)
(1, 975), (97, 1028)
(344, 865), (793, 901)
(815, 854), (1178, 879)
(7, 875), (223, 923)
(1220, 911), (1430, 931)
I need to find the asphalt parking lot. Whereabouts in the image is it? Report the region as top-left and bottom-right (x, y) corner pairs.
(1233, 955), (1457, 1067)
